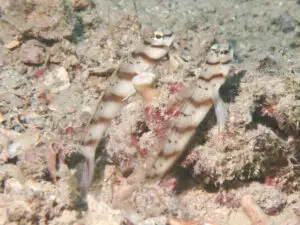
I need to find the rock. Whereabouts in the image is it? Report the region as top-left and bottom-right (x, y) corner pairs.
(7, 131), (40, 159)
(88, 66), (116, 77)
(84, 195), (124, 225)
(20, 111), (45, 128)
(0, 112), (4, 123)
(3, 93), (24, 109)
(0, 204), (8, 225)
(44, 67), (71, 93)
(272, 13), (297, 33)
(0, 164), (25, 183)
(72, 0), (89, 9)
(20, 40), (46, 65)
(134, 187), (167, 217)
(295, 25), (300, 37)
(257, 55), (277, 72)
(0, 70), (27, 91)
(82, 14), (94, 27)
(137, 216), (168, 225)
(48, 210), (80, 225)
(47, 85), (83, 113)
(228, 209), (251, 225)
(63, 55), (80, 69)
(250, 183), (287, 216)
(4, 178), (24, 194)
(241, 195), (274, 225)
(167, 218), (201, 225)
(6, 199), (35, 223)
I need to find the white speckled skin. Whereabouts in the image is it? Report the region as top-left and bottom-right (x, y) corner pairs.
(79, 31), (174, 188)
(132, 72), (157, 86)
(150, 43), (234, 179)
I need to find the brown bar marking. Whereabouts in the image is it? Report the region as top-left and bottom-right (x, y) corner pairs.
(198, 73), (224, 82)
(173, 125), (197, 134)
(102, 93), (124, 102)
(132, 51), (164, 64)
(91, 116), (112, 124)
(221, 59), (232, 64)
(205, 60), (220, 65)
(163, 33), (173, 38)
(118, 71), (138, 80)
(150, 44), (166, 48)
(189, 98), (214, 108)
(83, 139), (99, 146)
(162, 151), (180, 159)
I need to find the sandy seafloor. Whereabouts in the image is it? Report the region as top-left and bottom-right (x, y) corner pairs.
(0, 0), (300, 224)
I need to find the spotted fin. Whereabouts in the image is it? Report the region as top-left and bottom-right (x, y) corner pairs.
(214, 92), (228, 132)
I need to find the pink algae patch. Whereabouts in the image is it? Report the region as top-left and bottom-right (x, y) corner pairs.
(34, 69), (45, 79)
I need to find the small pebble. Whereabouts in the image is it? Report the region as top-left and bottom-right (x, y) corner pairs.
(33, 69), (45, 79)
(20, 40), (46, 65)
(7, 132), (40, 159)
(6, 40), (22, 50)
(4, 178), (24, 194)
(65, 127), (74, 135)
(44, 67), (70, 93)
(21, 111), (45, 128)
(72, 0), (89, 9)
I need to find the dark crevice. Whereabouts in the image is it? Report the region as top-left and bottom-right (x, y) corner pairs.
(220, 69), (247, 103)
(65, 151), (85, 169)
(6, 157), (18, 164)
(249, 97), (289, 140)
(36, 38), (59, 46)
(71, 17), (84, 44)
(20, 34), (60, 46)
(43, 168), (58, 182)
